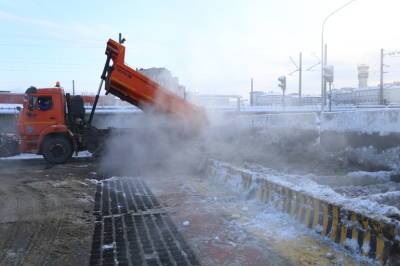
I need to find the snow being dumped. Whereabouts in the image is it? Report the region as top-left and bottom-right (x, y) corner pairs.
(98, 115), (202, 176)
(138, 68), (186, 98)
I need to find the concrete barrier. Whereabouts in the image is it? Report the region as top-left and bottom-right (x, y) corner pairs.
(246, 112), (319, 131)
(0, 113), (18, 133)
(207, 160), (400, 264)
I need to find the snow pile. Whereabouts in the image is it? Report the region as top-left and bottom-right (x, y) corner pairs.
(358, 191), (400, 209)
(365, 191), (400, 202)
(344, 170), (392, 185)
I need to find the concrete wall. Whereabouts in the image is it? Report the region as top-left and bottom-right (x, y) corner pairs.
(0, 114), (18, 133)
(0, 112), (144, 134)
(237, 110), (400, 151)
(322, 110), (400, 135)
(2, 109), (400, 150)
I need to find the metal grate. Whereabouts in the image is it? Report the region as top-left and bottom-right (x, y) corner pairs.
(90, 177), (199, 266)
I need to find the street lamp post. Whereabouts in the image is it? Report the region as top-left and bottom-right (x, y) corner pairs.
(321, 0), (357, 110)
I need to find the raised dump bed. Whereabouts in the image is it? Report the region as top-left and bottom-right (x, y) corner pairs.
(207, 160), (400, 264)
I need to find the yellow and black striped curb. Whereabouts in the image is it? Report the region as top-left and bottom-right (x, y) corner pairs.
(206, 160), (400, 264)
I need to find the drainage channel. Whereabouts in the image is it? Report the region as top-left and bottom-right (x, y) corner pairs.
(89, 177), (200, 266)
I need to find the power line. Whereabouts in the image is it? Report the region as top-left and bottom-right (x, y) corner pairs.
(0, 60), (94, 67)
(0, 43), (103, 49)
(0, 68), (83, 72)
(1, 31), (104, 44)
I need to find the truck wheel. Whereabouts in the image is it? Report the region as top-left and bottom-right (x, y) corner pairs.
(42, 136), (73, 164)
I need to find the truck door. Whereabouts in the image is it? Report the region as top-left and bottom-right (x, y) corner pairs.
(23, 94), (58, 138)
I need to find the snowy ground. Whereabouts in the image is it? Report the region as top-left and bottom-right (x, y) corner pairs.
(0, 151), (92, 161)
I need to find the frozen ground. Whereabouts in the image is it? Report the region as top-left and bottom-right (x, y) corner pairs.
(0, 159), (95, 265)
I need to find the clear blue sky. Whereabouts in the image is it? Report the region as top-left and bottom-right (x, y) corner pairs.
(1, 0), (400, 97)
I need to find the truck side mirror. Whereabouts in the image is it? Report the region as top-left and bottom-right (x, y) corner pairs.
(16, 106), (21, 112)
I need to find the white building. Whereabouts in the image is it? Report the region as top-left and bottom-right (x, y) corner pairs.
(250, 91), (322, 106)
(332, 82), (400, 105)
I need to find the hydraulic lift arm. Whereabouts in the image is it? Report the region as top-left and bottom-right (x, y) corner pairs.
(90, 37), (207, 130)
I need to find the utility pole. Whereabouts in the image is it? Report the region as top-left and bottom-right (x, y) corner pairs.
(72, 80), (75, 95)
(321, 0), (357, 110)
(380, 48), (384, 105)
(250, 78), (254, 106)
(321, 39), (325, 109)
(288, 52), (303, 101)
(323, 44), (328, 106)
(299, 52), (302, 99)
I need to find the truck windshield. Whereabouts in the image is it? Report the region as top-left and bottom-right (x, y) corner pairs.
(28, 96), (53, 111)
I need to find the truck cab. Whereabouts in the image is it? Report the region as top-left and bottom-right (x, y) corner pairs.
(18, 86), (75, 163)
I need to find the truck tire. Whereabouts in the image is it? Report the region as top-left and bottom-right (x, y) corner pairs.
(42, 135), (73, 164)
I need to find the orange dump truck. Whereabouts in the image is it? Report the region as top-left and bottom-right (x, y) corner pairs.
(0, 37), (207, 163)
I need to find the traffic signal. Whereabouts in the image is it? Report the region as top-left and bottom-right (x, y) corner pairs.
(278, 76), (286, 92)
(324, 65), (334, 83)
